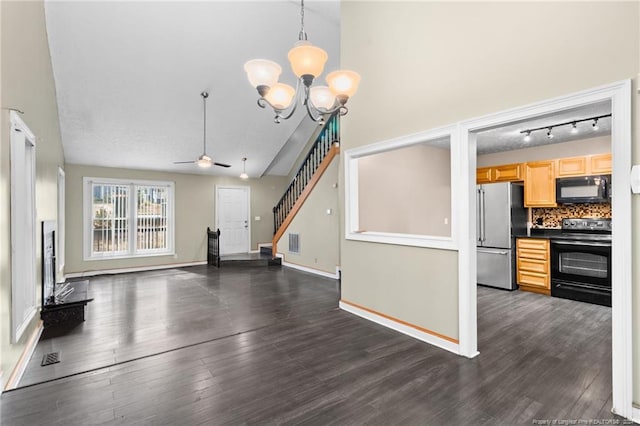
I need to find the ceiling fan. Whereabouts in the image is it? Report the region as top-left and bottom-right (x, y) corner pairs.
(174, 91), (231, 169)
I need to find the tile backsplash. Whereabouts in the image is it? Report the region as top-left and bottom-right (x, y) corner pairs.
(532, 203), (611, 228)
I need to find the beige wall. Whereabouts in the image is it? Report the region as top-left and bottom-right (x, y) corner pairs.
(1, 0), (64, 388)
(65, 164), (286, 274)
(276, 157), (340, 274)
(478, 135), (611, 167)
(340, 0), (638, 367)
(358, 144), (451, 236)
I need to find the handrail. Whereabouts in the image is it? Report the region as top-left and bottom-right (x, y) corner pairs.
(272, 112), (340, 235)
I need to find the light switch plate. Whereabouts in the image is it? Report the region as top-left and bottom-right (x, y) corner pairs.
(631, 165), (640, 194)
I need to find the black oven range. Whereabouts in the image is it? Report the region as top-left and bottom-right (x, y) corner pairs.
(550, 218), (612, 307)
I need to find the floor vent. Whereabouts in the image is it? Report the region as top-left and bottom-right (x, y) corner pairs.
(289, 233), (300, 254)
(41, 352), (61, 366)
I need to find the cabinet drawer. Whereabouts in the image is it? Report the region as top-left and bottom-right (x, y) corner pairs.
(518, 248), (547, 260)
(516, 238), (549, 251)
(518, 258), (548, 274)
(517, 271), (549, 289)
(590, 153), (612, 174)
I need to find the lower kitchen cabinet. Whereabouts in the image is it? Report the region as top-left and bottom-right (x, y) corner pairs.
(516, 238), (550, 295)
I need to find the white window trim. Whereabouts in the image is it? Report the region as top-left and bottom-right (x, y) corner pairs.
(83, 177), (175, 261)
(344, 124), (459, 251)
(10, 111), (38, 343)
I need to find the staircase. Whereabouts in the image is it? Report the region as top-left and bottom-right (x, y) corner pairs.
(271, 113), (340, 256)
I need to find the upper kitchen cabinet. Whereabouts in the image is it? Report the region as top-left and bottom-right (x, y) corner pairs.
(476, 163), (522, 184)
(557, 153), (612, 177)
(524, 160), (557, 207)
(590, 153), (612, 174)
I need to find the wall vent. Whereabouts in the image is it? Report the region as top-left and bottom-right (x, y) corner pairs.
(289, 233), (300, 254)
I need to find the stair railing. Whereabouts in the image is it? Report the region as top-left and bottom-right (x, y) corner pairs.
(273, 113), (340, 234)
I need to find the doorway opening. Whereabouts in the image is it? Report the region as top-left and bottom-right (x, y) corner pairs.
(458, 80), (632, 419)
(215, 185), (251, 255)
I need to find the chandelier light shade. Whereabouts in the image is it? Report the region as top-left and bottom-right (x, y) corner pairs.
(326, 70), (361, 98)
(244, 60), (282, 91)
(264, 83), (296, 110)
(244, 0), (360, 124)
(288, 41), (328, 78)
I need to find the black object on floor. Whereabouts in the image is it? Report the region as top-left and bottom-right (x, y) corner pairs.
(41, 280), (94, 328)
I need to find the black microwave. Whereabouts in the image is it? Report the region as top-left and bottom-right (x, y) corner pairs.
(556, 175), (610, 204)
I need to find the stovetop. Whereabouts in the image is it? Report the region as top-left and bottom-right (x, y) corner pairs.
(556, 218), (611, 243)
(529, 218), (612, 243)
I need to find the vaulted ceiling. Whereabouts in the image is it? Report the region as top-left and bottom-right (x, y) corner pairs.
(45, 0), (340, 177)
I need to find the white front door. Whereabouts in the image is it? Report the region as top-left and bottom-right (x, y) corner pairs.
(216, 186), (250, 255)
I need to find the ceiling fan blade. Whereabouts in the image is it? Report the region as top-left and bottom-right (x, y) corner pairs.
(214, 162), (231, 168)
(173, 160), (196, 164)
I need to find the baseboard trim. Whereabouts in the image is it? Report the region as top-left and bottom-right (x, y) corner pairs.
(276, 253), (340, 279)
(4, 321), (43, 391)
(339, 300), (460, 355)
(65, 261), (208, 278)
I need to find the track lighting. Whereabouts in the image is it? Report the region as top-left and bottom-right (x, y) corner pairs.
(519, 113), (610, 141)
(240, 157), (249, 180)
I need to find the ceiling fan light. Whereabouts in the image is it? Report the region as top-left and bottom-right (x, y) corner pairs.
(288, 41), (328, 79)
(197, 154), (212, 168)
(264, 83), (296, 110)
(244, 59), (282, 88)
(309, 86), (336, 110)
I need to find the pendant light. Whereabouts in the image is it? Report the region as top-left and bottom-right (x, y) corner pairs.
(240, 157), (249, 180)
(244, 0), (360, 124)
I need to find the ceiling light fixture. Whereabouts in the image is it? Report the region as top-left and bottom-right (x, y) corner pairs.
(570, 122), (578, 134)
(244, 0), (360, 124)
(519, 113), (610, 141)
(240, 157), (249, 180)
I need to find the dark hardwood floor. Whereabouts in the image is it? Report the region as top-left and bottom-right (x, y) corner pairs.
(1, 266), (623, 425)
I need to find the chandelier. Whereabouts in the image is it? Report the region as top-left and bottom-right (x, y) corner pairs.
(244, 0), (360, 124)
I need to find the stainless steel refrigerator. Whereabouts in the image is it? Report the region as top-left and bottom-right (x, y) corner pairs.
(477, 182), (527, 290)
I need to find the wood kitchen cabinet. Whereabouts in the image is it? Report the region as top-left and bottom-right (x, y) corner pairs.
(556, 153), (612, 177)
(590, 153), (612, 174)
(524, 161), (557, 207)
(476, 163), (522, 184)
(476, 167), (493, 184)
(516, 238), (550, 295)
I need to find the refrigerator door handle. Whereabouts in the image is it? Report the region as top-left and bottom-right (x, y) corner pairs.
(476, 188), (482, 243)
(480, 188), (486, 243)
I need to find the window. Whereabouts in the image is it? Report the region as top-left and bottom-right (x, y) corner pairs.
(84, 178), (174, 260)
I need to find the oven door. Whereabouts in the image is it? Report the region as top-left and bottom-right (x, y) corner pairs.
(550, 240), (611, 306)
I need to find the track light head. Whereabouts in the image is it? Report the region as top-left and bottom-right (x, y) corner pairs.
(570, 122), (578, 134)
(523, 131), (531, 143)
(547, 128), (554, 139)
(592, 119), (599, 131)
